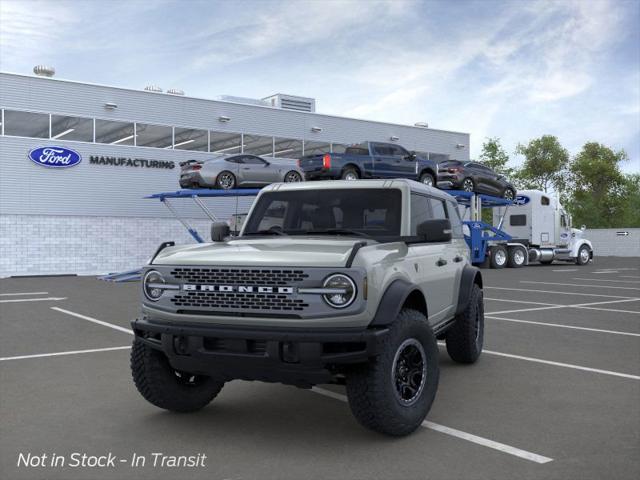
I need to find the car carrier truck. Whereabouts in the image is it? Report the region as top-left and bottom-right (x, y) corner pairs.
(488, 190), (593, 267)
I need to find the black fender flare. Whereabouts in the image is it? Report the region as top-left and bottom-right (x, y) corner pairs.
(455, 265), (483, 316)
(369, 279), (424, 327)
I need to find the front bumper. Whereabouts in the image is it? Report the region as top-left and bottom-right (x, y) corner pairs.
(132, 317), (388, 387)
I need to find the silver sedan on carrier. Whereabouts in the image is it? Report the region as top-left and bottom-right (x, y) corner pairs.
(179, 154), (304, 189)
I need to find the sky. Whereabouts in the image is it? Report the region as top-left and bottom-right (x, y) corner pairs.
(1, 0), (639, 172)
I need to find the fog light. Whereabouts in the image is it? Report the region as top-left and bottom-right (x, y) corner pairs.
(322, 274), (356, 308)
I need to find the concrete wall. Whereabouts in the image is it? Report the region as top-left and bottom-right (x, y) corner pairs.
(587, 228), (640, 257)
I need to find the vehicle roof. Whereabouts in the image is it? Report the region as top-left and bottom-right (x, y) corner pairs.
(260, 179), (456, 202)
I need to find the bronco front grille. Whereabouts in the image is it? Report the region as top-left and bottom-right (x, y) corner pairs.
(170, 268), (309, 285)
(171, 292), (309, 311)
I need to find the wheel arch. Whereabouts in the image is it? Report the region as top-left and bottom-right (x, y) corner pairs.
(342, 163), (362, 177)
(455, 265), (482, 316)
(418, 167), (436, 180)
(370, 279), (428, 326)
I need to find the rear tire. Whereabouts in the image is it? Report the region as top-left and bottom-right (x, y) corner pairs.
(341, 167), (359, 181)
(419, 172), (435, 187)
(489, 245), (507, 269)
(446, 284), (484, 363)
(507, 246), (526, 268)
(346, 309), (439, 436)
(216, 171), (236, 190)
(131, 339), (224, 413)
(462, 178), (475, 192)
(284, 170), (303, 183)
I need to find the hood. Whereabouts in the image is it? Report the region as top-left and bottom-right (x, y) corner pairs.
(152, 237), (368, 267)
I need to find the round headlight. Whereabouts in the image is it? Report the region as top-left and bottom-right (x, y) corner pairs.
(322, 274), (356, 308)
(143, 270), (165, 301)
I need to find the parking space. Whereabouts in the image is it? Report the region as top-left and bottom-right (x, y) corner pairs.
(1, 257), (639, 479)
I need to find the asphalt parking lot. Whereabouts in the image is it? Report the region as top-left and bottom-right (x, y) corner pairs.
(1, 257), (639, 480)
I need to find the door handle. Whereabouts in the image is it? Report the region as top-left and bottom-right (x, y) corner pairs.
(453, 256), (464, 263)
(436, 258), (447, 267)
(242, 167), (250, 170)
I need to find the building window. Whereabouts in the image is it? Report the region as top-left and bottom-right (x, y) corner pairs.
(135, 123), (173, 149)
(210, 131), (242, 154)
(51, 114), (93, 142)
(95, 119), (135, 145)
(3, 110), (49, 138)
(173, 127), (208, 151)
(303, 140), (330, 156)
(243, 134), (274, 156)
(273, 137), (303, 159)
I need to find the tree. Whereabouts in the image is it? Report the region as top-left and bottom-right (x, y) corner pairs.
(566, 142), (631, 228)
(479, 137), (513, 176)
(515, 135), (569, 193)
(618, 174), (640, 227)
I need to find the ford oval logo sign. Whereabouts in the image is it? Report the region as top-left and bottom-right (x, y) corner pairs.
(514, 195), (530, 205)
(28, 146), (82, 168)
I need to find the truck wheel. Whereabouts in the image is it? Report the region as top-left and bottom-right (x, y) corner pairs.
(576, 245), (591, 265)
(419, 172), (435, 187)
(507, 246), (526, 268)
(489, 245), (507, 269)
(446, 284), (484, 363)
(131, 339), (224, 413)
(341, 167), (359, 181)
(345, 309), (439, 436)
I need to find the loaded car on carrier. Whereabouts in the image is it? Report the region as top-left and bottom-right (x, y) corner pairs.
(131, 179), (485, 436)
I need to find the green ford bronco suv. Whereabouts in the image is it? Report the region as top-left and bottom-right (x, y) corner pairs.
(131, 179), (484, 436)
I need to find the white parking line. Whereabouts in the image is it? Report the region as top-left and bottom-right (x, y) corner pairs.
(51, 307), (133, 335)
(521, 281), (640, 291)
(485, 297), (559, 307)
(572, 306), (640, 315)
(0, 292), (49, 296)
(0, 297), (67, 303)
(0, 346), (131, 362)
(486, 286), (637, 299)
(552, 269), (578, 272)
(572, 278), (640, 284)
(486, 298), (640, 316)
(486, 315), (640, 337)
(311, 387), (553, 464)
(482, 349), (640, 381)
(621, 276), (640, 279)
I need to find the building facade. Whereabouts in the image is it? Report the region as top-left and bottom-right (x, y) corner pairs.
(0, 72), (470, 277)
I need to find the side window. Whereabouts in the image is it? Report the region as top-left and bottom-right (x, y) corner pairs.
(541, 196), (550, 206)
(257, 201), (287, 230)
(242, 155), (266, 165)
(373, 144), (392, 156)
(561, 214), (567, 227)
(410, 194), (431, 235)
(429, 198), (448, 220)
(389, 145), (409, 157)
(226, 156), (243, 164)
(446, 201), (464, 238)
(510, 215), (527, 226)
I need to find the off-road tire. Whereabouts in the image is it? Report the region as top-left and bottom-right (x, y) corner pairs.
(507, 246), (526, 268)
(576, 245), (591, 266)
(419, 172), (435, 187)
(345, 309), (439, 436)
(341, 167), (359, 181)
(489, 245), (507, 269)
(131, 338), (224, 412)
(445, 284), (484, 363)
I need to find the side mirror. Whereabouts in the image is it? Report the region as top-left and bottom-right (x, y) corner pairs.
(406, 151), (417, 160)
(581, 225), (586, 231)
(211, 222), (230, 242)
(415, 219), (452, 243)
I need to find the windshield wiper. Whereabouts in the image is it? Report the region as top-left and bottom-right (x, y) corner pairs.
(304, 228), (371, 238)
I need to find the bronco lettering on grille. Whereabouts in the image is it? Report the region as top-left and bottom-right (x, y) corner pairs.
(183, 284), (295, 294)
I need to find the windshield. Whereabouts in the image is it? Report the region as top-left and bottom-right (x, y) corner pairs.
(243, 188), (402, 240)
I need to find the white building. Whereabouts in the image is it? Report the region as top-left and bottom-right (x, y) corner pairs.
(0, 70), (470, 277)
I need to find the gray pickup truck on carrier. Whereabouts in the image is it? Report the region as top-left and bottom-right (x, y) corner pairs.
(131, 179), (484, 436)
